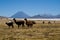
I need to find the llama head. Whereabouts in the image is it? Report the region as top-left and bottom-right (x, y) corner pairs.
(5, 22), (8, 25)
(13, 18), (15, 20)
(6, 23), (7, 24)
(24, 18), (27, 21)
(13, 18), (16, 23)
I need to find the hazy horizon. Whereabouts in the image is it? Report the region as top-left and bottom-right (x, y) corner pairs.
(0, 0), (60, 17)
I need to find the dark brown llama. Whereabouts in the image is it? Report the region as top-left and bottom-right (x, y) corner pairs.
(13, 18), (24, 28)
(42, 21), (45, 24)
(6, 21), (14, 28)
(24, 18), (36, 27)
(48, 21), (51, 24)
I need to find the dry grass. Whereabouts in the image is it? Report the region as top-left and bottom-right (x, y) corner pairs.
(0, 18), (60, 40)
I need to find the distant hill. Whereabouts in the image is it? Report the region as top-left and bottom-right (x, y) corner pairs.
(56, 15), (60, 18)
(31, 14), (53, 18)
(11, 11), (30, 18)
(30, 15), (42, 18)
(31, 14), (60, 18)
(0, 16), (8, 19)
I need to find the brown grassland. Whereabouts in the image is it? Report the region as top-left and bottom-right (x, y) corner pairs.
(0, 18), (60, 40)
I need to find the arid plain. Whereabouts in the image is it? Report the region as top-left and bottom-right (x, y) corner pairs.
(0, 18), (60, 40)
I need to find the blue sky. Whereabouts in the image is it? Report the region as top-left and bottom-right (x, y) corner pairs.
(0, 0), (60, 17)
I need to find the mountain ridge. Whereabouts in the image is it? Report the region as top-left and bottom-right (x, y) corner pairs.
(31, 14), (60, 18)
(11, 11), (30, 18)
(11, 11), (60, 18)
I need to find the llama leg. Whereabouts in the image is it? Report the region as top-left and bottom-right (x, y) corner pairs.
(22, 24), (24, 27)
(18, 25), (19, 28)
(12, 25), (14, 28)
(9, 26), (10, 28)
(27, 24), (29, 27)
(30, 24), (33, 27)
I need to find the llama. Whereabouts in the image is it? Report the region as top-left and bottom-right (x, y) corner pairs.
(54, 21), (55, 24)
(48, 21), (51, 24)
(42, 21), (45, 24)
(24, 18), (36, 27)
(6, 21), (14, 28)
(13, 18), (24, 28)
